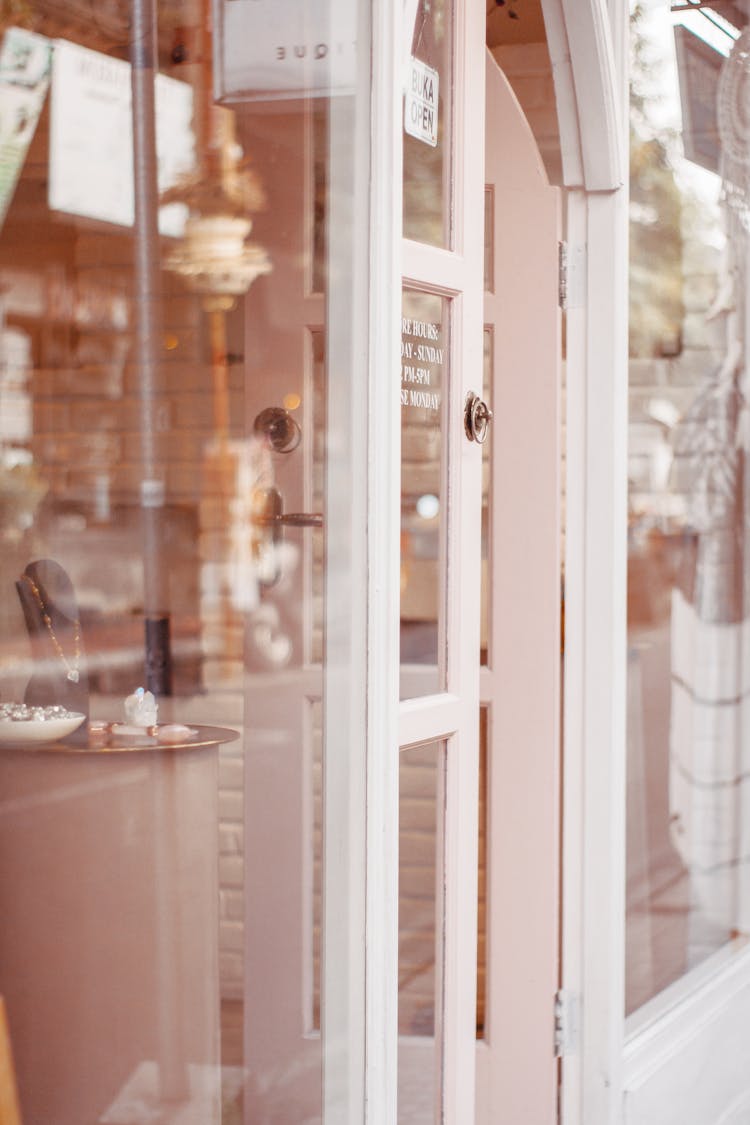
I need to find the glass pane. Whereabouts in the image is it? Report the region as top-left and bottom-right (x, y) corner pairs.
(484, 186), (494, 293)
(627, 6), (749, 1014)
(477, 706), (488, 1038)
(0, 2), (365, 1122)
(480, 328), (492, 664)
(400, 289), (449, 699)
(403, 0), (454, 247)
(398, 741), (446, 1124)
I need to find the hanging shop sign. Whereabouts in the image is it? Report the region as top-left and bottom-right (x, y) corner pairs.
(404, 56), (438, 147)
(674, 24), (722, 175)
(48, 39), (194, 234)
(214, 0), (357, 102)
(0, 28), (52, 229)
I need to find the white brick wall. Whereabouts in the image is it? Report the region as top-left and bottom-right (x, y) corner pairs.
(218, 737), (245, 998)
(490, 42), (563, 186)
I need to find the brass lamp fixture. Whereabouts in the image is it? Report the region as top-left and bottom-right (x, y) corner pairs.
(161, 115), (271, 299)
(161, 149), (271, 298)
(161, 110), (271, 443)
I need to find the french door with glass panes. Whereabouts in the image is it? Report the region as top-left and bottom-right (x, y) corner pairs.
(397, 0), (487, 1120)
(239, 2), (567, 1124)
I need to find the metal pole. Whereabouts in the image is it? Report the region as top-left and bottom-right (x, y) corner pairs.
(131, 0), (173, 696)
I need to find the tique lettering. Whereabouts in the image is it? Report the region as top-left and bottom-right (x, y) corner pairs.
(276, 40), (354, 61)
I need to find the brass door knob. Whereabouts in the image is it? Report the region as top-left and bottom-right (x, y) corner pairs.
(464, 391), (493, 444)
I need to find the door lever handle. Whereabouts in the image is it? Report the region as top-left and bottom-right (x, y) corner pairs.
(252, 487), (323, 588)
(270, 512), (323, 528)
(253, 487), (323, 533)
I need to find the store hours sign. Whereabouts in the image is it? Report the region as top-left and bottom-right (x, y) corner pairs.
(401, 316), (443, 413)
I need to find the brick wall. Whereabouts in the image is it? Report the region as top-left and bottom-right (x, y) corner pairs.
(491, 42), (563, 187)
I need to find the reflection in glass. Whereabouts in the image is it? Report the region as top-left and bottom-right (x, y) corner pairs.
(0, 2), (354, 1122)
(480, 328), (492, 664)
(477, 707), (488, 1038)
(626, 6), (750, 1014)
(484, 186), (495, 293)
(403, 0), (453, 248)
(400, 289), (448, 699)
(398, 741), (445, 1124)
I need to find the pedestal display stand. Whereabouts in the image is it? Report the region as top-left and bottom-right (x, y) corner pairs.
(0, 726), (238, 1125)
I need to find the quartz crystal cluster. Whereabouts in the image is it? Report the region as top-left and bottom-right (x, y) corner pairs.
(0, 703), (74, 722)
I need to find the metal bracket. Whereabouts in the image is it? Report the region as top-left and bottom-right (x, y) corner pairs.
(558, 241), (586, 311)
(554, 989), (579, 1058)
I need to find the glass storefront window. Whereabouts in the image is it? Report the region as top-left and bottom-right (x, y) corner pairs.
(627, 3), (750, 1014)
(0, 2), (368, 1121)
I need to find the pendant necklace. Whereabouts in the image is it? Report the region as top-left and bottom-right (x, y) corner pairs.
(20, 573), (81, 683)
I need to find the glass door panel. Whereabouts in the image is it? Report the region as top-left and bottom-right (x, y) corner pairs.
(0, 3), (370, 1123)
(400, 288), (449, 700)
(399, 0), (485, 1121)
(398, 740), (446, 1124)
(403, 0), (455, 248)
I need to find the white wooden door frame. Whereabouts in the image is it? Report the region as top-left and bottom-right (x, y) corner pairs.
(397, 1), (486, 1121)
(538, 0), (630, 1122)
(361, 0), (403, 1120)
(326, 0), (404, 1121)
(547, 1), (750, 1123)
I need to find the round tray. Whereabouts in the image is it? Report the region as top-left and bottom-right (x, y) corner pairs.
(0, 723), (239, 754)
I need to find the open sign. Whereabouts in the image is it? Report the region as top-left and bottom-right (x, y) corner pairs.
(404, 56), (439, 147)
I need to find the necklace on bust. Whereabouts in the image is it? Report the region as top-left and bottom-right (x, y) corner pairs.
(20, 573), (82, 684)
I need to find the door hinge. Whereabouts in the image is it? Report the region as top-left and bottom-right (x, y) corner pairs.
(558, 241), (586, 311)
(554, 988), (579, 1058)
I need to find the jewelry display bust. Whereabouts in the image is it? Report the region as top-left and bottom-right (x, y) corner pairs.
(15, 559), (89, 739)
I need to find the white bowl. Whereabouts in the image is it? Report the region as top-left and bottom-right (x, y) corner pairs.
(0, 714), (86, 746)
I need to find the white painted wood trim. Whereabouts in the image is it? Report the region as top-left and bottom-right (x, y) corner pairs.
(399, 693), (462, 747)
(560, 180), (629, 1125)
(559, 187), (587, 1125)
(539, 0), (584, 187)
(623, 944), (750, 1124)
(323, 0), (384, 1118)
(403, 241), (472, 292)
(365, 0), (403, 1121)
(624, 942), (750, 1076)
(556, 0), (629, 1117)
(440, 3), (485, 1121)
(540, 0), (623, 191)
(562, 0), (622, 189)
